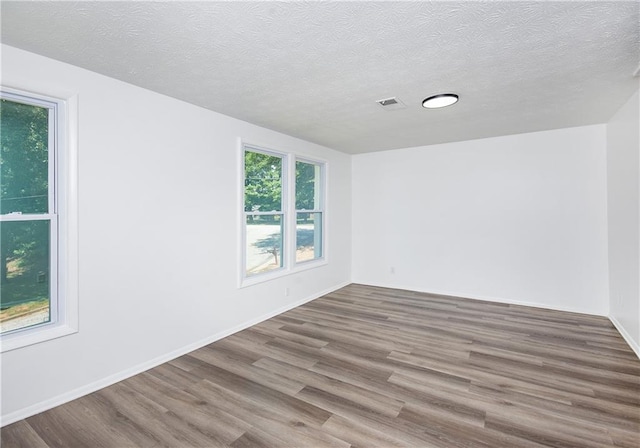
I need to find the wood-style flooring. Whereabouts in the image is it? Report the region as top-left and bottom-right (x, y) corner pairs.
(2, 284), (639, 447)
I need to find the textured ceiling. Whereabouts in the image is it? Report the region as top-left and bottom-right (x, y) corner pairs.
(1, 1), (639, 154)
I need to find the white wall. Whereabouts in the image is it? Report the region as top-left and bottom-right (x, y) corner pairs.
(607, 84), (640, 356)
(0, 45), (351, 423)
(352, 125), (610, 315)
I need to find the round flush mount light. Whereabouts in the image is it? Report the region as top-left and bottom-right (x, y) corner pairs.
(422, 93), (459, 109)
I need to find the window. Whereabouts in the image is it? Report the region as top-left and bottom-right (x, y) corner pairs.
(295, 159), (324, 263)
(0, 87), (78, 351)
(242, 144), (325, 283)
(243, 149), (286, 276)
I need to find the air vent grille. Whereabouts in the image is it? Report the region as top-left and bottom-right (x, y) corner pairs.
(376, 97), (406, 111)
(378, 98), (398, 106)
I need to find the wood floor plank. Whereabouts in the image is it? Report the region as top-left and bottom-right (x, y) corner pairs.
(0, 421), (48, 448)
(25, 394), (147, 448)
(296, 386), (437, 446)
(188, 379), (348, 447)
(184, 361), (335, 429)
(184, 345), (307, 395)
(484, 413), (615, 448)
(228, 427), (286, 448)
(321, 413), (412, 447)
(123, 372), (249, 445)
(2, 284), (639, 447)
(396, 405), (548, 448)
(96, 381), (224, 447)
(253, 355), (406, 418)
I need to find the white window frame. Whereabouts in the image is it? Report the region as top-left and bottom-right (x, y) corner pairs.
(294, 157), (325, 265)
(0, 87), (79, 352)
(239, 141), (327, 287)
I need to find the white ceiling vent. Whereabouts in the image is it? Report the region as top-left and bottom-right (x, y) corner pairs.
(376, 97), (406, 111)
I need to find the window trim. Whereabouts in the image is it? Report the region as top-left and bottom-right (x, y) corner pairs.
(0, 86), (79, 352)
(239, 141), (327, 288)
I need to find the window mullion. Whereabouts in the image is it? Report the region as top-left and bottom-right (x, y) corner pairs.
(295, 208), (322, 213)
(0, 213), (55, 222)
(244, 211), (284, 216)
(287, 154), (296, 270)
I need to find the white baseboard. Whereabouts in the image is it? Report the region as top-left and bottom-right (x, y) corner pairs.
(0, 280), (350, 427)
(355, 281), (607, 317)
(609, 316), (640, 359)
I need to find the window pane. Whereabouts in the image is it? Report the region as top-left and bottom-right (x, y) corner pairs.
(296, 161), (320, 210)
(0, 220), (51, 334)
(246, 214), (284, 276)
(0, 99), (50, 214)
(296, 212), (322, 263)
(244, 151), (282, 212)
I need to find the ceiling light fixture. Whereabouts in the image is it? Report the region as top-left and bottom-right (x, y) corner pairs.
(422, 93), (459, 109)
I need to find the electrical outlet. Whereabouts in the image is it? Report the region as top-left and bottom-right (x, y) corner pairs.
(285, 287), (290, 296)
(390, 266), (395, 274)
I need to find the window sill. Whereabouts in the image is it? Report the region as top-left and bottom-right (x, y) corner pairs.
(240, 258), (328, 288)
(1, 323), (78, 353)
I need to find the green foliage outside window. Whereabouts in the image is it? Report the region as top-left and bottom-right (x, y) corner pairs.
(1, 99), (49, 214)
(244, 151), (282, 214)
(243, 151), (318, 214)
(295, 161), (316, 211)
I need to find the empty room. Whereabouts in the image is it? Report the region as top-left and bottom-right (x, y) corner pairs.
(1, 1), (639, 447)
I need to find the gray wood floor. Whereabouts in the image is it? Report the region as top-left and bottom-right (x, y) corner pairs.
(2, 284), (639, 447)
